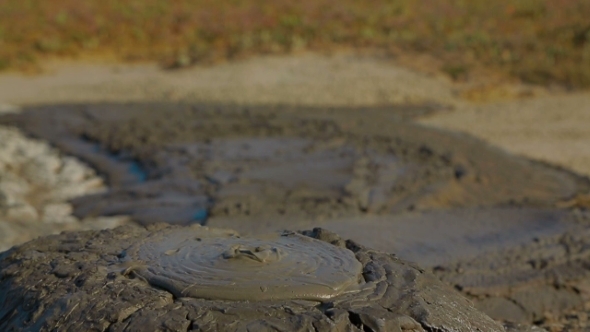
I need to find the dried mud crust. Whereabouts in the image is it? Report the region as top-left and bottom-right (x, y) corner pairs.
(0, 225), (503, 331)
(3, 103), (588, 227)
(434, 211), (590, 330)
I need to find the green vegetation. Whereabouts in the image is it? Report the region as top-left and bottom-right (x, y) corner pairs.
(1, 0), (589, 88)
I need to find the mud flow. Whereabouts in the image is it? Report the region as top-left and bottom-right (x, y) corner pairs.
(2, 102), (590, 329)
(5, 103), (585, 223)
(124, 227), (363, 301)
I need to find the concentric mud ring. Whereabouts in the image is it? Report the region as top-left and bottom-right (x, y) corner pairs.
(125, 226), (363, 301)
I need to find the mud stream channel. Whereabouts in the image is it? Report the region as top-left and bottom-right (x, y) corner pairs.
(3, 102), (590, 329)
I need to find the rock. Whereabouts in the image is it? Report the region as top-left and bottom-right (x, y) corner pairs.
(0, 226), (504, 332)
(0, 174), (30, 200)
(57, 157), (91, 183)
(0, 125), (125, 250)
(20, 156), (61, 187)
(5, 203), (38, 221)
(41, 203), (76, 224)
(49, 178), (105, 202)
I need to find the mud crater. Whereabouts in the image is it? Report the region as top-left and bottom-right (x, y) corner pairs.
(0, 225), (504, 331)
(124, 227), (363, 301)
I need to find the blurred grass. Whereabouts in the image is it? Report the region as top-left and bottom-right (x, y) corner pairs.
(0, 0), (589, 88)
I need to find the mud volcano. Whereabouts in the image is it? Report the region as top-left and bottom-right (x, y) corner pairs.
(3, 102), (590, 329)
(125, 227), (362, 301)
(0, 225), (503, 331)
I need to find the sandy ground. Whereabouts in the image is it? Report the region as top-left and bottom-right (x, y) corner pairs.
(0, 53), (588, 180)
(419, 93), (590, 178)
(0, 54), (455, 106)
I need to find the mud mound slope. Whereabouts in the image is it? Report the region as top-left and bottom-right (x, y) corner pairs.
(432, 210), (590, 328)
(0, 225), (504, 331)
(2, 102), (587, 228)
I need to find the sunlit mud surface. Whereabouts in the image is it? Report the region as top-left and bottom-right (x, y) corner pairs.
(2, 102), (590, 330)
(0, 225), (504, 331)
(125, 227), (363, 301)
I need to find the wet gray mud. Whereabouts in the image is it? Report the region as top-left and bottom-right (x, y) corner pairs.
(0, 225), (503, 331)
(2, 102), (590, 330)
(3, 103), (586, 225)
(125, 227), (364, 301)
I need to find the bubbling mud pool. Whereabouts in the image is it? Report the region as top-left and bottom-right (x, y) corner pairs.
(124, 227), (363, 301)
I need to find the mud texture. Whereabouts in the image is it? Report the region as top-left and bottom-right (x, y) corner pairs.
(3, 102), (590, 330)
(434, 210), (590, 329)
(3, 103), (587, 227)
(0, 225), (503, 332)
(125, 227), (363, 301)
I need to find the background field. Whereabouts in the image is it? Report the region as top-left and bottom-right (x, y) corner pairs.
(1, 0), (589, 88)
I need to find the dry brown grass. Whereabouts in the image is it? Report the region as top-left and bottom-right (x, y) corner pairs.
(1, 0), (589, 88)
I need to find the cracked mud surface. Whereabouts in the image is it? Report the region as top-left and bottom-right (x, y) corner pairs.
(2, 102), (590, 330)
(0, 225), (503, 331)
